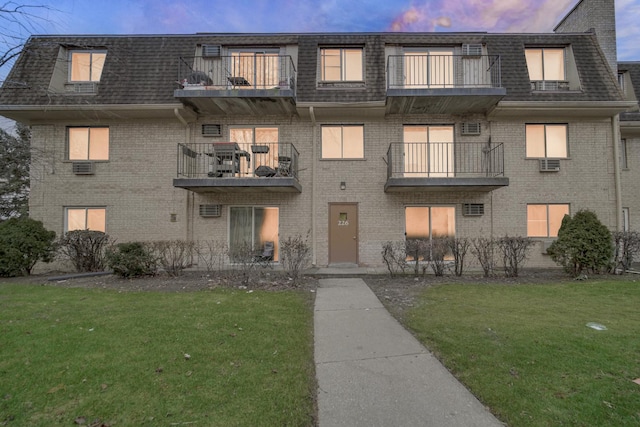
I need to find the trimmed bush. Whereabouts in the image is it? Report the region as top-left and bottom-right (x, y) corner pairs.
(57, 230), (111, 272)
(280, 233), (311, 284)
(106, 242), (157, 278)
(547, 210), (613, 276)
(497, 236), (534, 277)
(0, 217), (56, 276)
(151, 240), (195, 276)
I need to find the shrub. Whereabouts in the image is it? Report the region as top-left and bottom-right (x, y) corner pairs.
(612, 231), (640, 274)
(497, 235), (534, 277)
(106, 242), (157, 278)
(406, 238), (429, 276)
(0, 217), (56, 276)
(195, 240), (228, 272)
(280, 233), (311, 284)
(471, 237), (496, 278)
(228, 241), (260, 285)
(429, 236), (451, 276)
(381, 241), (408, 277)
(448, 237), (471, 277)
(547, 210), (613, 276)
(151, 240), (196, 276)
(57, 230), (111, 272)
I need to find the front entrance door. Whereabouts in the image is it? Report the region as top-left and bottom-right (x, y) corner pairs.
(329, 203), (358, 264)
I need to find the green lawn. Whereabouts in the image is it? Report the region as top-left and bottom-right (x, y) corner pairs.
(405, 279), (640, 427)
(0, 284), (315, 426)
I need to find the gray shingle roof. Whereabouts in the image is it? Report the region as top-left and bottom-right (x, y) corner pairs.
(0, 32), (624, 109)
(618, 61), (640, 121)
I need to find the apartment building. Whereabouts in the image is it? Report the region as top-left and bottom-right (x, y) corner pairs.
(0, 0), (636, 269)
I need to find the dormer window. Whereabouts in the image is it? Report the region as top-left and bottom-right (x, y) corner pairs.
(69, 51), (106, 82)
(525, 47), (573, 91)
(320, 48), (363, 82)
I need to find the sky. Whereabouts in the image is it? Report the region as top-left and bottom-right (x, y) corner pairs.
(2, 0), (640, 81)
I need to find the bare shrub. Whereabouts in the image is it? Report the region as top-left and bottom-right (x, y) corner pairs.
(151, 240), (196, 276)
(58, 230), (112, 272)
(381, 241), (408, 277)
(195, 240), (228, 272)
(406, 238), (429, 276)
(228, 241), (260, 286)
(612, 231), (640, 274)
(448, 237), (471, 277)
(471, 237), (496, 278)
(429, 236), (451, 276)
(280, 233), (311, 284)
(497, 236), (534, 277)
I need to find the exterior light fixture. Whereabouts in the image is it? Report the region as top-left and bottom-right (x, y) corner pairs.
(340, 181), (346, 190)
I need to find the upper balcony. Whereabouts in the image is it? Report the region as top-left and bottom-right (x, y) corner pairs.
(385, 142), (508, 192)
(173, 142), (301, 193)
(386, 54), (506, 115)
(174, 54), (297, 116)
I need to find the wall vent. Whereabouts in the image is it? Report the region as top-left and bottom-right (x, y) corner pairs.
(199, 204), (222, 217)
(72, 161), (94, 175)
(531, 80), (569, 91)
(461, 122), (481, 135)
(66, 82), (97, 93)
(202, 124), (222, 137)
(462, 44), (483, 56)
(539, 158), (561, 172)
(202, 45), (221, 57)
(462, 203), (485, 216)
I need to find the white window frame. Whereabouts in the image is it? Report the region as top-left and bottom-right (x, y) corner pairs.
(64, 207), (107, 233)
(67, 126), (110, 161)
(68, 50), (107, 82)
(319, 47), (364, 82)
(525, 124), (568, 159)
(620, 138), (628, 169)
(321, 125), (364, 159)
(527, 203), (570, 238)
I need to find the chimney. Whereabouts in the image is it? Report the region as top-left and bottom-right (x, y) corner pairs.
(554, 0), (617, 72)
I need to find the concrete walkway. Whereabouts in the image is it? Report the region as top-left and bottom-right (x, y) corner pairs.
(314, 278), (503, 426)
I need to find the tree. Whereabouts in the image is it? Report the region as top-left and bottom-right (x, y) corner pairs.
(0, 216), (56, 276)
(1, 3), (55, 70)
(0, 122), (30, 219)
(547, 210), (613, 276)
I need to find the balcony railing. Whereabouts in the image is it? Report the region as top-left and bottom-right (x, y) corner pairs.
(177, 142), (299, 180)
(387, 142), (504, 179)
(387, 54), (502, 89)
(177, 55), (296, 92)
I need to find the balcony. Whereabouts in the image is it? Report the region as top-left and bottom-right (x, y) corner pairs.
(174, 55), (297, 115)
(173, 142), (301, 193)
(385, 142), (508, 192)
(386, 55), (506, 114)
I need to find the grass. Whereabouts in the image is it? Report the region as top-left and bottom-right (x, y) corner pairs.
(0, 284), (315, 426)
(405, 279), (640, 427)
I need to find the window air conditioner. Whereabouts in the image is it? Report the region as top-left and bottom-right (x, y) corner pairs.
(72, 161), (95, 175)
(462, 44), (483, 56)
(202, 45), (221, 57)
(202, 124), (222, 137)
(199, 204), (222, 217)
(461, 122), (481, 135)
(462, 203), (485, 216)
(539, 158), (561, 172)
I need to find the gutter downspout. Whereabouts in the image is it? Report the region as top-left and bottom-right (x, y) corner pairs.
(310, 106), (317, 266)
(612, 114), (623, 231)
(174, 108), (192, 242)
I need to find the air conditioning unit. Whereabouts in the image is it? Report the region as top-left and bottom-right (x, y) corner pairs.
(462, 203), (485, 216)
(199, 204), (222, 217)
(66, 82), (97, 93)
(202, 124), (222, 137)
(202, 45), (221, 57)
(72, 161), (94, 175)
(531, 81), (570, 91)
(462, 44), (483, 56)
(539, 158), (561, 172)
(461, 122), (481, 135)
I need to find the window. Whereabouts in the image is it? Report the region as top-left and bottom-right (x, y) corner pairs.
(320, 48), (363, 81)
(230, 127), (279, 175)
(623, 208), (630, 232)
(65, 207), (106, 232)
(525, 124), (567, 158)
(620, 139), (628, 169)
(403, 48), (454, 88)
(70, 51), (106, 82)
(229, 207), (279, 262)
(527, 204), (569, 237)
(525, 48), (565, 81)
(403, 125), (454, 177)
(321, 125), (364, 159)
(229, 50), (280, 89)
(405, 206), (455, 261)
(68, 127), (109, 160)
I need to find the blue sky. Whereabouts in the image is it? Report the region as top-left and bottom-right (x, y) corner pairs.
(2, 0), (639, 59)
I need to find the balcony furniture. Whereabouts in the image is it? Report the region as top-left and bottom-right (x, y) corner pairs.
(206, 142), (250, 177)
(251, 145), (270, 154)
(277, 155), (292, 176)
(227, 76), (251, 87)
(255, 165), (276, 177)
